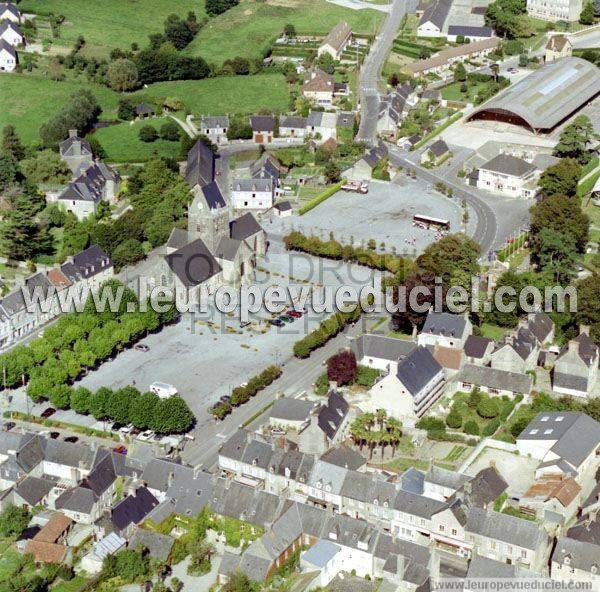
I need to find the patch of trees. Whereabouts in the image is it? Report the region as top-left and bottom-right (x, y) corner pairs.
(20, 149), (71, 184)
(0, 504), (30, 539)
(327, 350), (358, 385)
(350, 409), (403, 459)
(226, 116), (253, 140)
(133, 47), (211, 85)
(102, 549), (150, 584)
(206, 0), (240, 17)
(485, 0), (532, 38)
(553, 115), (595, 165)
(164, 12), (202, 50)
(39, 89), (101, 147)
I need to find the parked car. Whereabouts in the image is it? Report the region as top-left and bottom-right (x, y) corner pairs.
(507, 67), (518, 74)
(286, 310), (302, 318)
(49, 432), (60, 440)
(41, 408), (56, 419)
(135, 343), (150, 352)
(279, 315), (294, 323)
(220, 395), (231, 403)
(138, 430), (155, 442)
(269, 319), (285, 327)
(149, 382), (178, 399)
(113, 444), (127, 455)
(64, 436), (79, 443)
(2, 422), (15, 432)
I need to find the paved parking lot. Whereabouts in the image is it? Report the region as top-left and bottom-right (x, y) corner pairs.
(270, 179), (464, 255)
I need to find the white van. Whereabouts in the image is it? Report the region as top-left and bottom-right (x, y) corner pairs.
(149, 382), (178, 399)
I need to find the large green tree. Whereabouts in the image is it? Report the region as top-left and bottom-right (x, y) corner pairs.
(538, 158), (582, 197)
(553, 115), (595, 164)
(1, 125), (25, 161)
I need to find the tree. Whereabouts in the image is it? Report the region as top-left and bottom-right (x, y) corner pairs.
(538, 158), (582, 197)
(576, 275), (600, 345)
(102, 549), (149, 583)
(554, 115), (595, 164)
(222, 571), (259, 592)
(112, 238), (145, 270)
(106, 58), (139, 92)
(535, 227), (578, 284)
(327, 350), (358, 385)
(150, 396), (194, 433)
(454, 61), (467, 82)
(164, 14), (195, 50)
(283, 23), (296, 37)
(463, 419), (480, 435)
(0, 505), (30, 538)
(0, 154), (19, 191)
(476, 396), (500, 418)
(129, 391), (160, 430)
(139, 125), (158, 143)
(70, 386), (93, 414)
(160, 121), (181, 141)
(21, 149), (71, 184)
(1, 125), (25, 161)
(316, 52), (335, 74)
(391, 271), (445, 332)
(324, 161), (341, 184)
(118, 97), (136, 121)
(580, 1), (595, 23)
(446, 407), (463, 428)
(205, 0), (239, 16)
(89, 386), (112, 420)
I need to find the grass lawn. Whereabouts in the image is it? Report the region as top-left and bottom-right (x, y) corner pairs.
(480, 322), (506, 340)
(0, 548), (24, 582)
(92, 118), (182, 163)
(440, 81), (488, 102)
(184, 0), (383, 64)
(50, 574), (90, 592)
(19, 0), (202, 57)
(384, 457), (429, 473)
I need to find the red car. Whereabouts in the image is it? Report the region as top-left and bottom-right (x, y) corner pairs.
(286, 310), (302, 318)
(113, 444), (127, 455)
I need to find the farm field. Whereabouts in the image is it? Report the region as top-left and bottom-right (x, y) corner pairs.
(92, 118), (182, 163)
(19, 0), (202, 57)
(184, 0), (383, 63)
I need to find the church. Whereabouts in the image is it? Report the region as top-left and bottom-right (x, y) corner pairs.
(152, 140), (267, 299)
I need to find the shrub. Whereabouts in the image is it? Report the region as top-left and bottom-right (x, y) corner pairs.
(139, 125), (158, 142)
(160, 120), (181, 141)
(355, 365), (380, 388)
(477, 396), (500, 418)
(315, 372), (329, 396)
(327, 350), (357, 385)
(482, 418), (501, 437)
(416, 417), (446, 431)
(463, 420), (480, 435)
(446, 408), (463, 429)
(467, 388), (482, 409)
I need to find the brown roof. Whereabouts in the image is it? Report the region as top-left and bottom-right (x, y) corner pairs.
(408, 37), (500, 74)
(433, 345), (463, 370)
(302, 69), (335, 94)
(24, 540), (69, 564)
(33, 512), (73, 543)
(546, 35), (570, 52)
(523, 476), (581, 508)
(47, 268), (72, 289)
(320, 21), (352, 52)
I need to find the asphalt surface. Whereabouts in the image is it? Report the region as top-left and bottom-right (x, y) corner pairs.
(356, 0), (417, 145)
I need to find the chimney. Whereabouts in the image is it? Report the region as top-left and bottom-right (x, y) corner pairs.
(580, 325), (590, 336)
(167, 471), (175, 488)
(568, 340), (580, 355)
(489, 459), (497, 469)
(246, 431), (253, 444)
(69, 129), (78, 138)
(464, 481), (472, 495)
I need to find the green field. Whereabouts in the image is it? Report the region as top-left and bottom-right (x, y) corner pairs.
(19, 0), (202, 57)
(93, 118), (182, 163)
(0, 72), (290, 146)
(184, 0), (382, 63)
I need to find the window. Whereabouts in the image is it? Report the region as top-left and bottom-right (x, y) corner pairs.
(544, 429), (553, 435)
(439, 525), (445, 532)
(556, 416), (564, 421)
(529, 429), (538, 435)
(452, 529), (457, 536)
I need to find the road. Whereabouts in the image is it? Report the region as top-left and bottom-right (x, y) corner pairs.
(356, 0), (417, 145)
(388, 148), (498, 256)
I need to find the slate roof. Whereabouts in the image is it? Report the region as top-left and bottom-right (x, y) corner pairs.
(165, 238), (221, 288)
(447, 25), (493, 37)
(419, 0), (452, 30)
(321, 21), (352, 52)
(165, 227), (189, 251)
(58, 162), (119, 204)
(480, 153), (536, 177)
(567, 517), (600, 545)
(428, 139), (449, 158)
(55, 486), (96, 514)
(200, 180), (227, 210)
(0, 3), (19, 19)
(557, 332), (599, 367)
(464, 467), (508, 508)
(134, 103), (155, 116)
(317, 391), (349, 440)
(274, 201), (292, 212)
(337, 111), (355, 127)
(351, 334), (416, 363)
(527, 312), (553, 343)
(466, 507), (547, 550)
(229, 212), (263, 240)
(467, 555), (538, 578)
(233, 178), (273, 192)
(111, 487), (159, 531)
(396, 346), (443, 396)
(546, 35), (571, 51)
(459, 363), (533, 394)
(185, 139), (216, 189)
(408, 38), (500, 74)
(68, 245), (112, 280)
(393, 490), (447, 518)
(552, 537), (600, 573)
(59, 133), (92, 157)
(215, 237), (243, 261)
(251, 152), (283, 180)
(270, 398), (315, 422)
(0, 20), (21, 39)
(425, 466), (470, 490)
(280, 116), (307, 129)
(14, 476), (55, 506)
(307, 111), (338, 128)
(400, 467), (425, 494)
(129, 528), (174, 561)
(320, 445), (366, 471)
(464, 335), (492, 358)
(200, 115), (229, 129)
(250, 115), (276, 132)
(422, 311), (467, 338)
(15, 433), (45, 473)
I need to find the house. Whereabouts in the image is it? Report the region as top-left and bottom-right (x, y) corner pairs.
(369, 346), (445, 425)
(279, 116), (307, 138)
(297, 391), (351, 454)
(516, 412), (600, 484)
(553, 327), (599, 398)
(300, 539), (343, 589)
(351, 333), (416, 373)
(463, 335), (494, 365)
(551, 537), (600, 584)
(306, 111), (338, 141)
(320, 445), (366, 472)
(302, 70), (335, 107)
(269, 398), (317, 432)
(491, 326), (539, 373)
(229, 212), (266, 256)
(546, 35), (572, 61)
(0, 3), (20, 23)
(377, 83), (418, 135)
(424, 466), (470, 501)
(25, 512), (74, 563)
(520, 475), (581, 523)
(0, 38), (16, 71)
(231, 178), (275, 210)
(12, 476), (55, 510)
(432, 345), (464, 375)
(417, 0), (452, 37)
(59, 130), (93, 174)
(457, 364), (533, 397)
(111, 486), (159, 537)
(421, 139), (450, 165)
(465, 555), (542, 586)
(273, 201), (292, 217)
(474, 153), (538, 198)
(200, 115), (229, 145)
(134, 103), (155, 119)
(318, 21), (352, 60)
(0, 20), (23, 46)
(343, 143), (388, 181)
(251, 152), (284, 184)
(418, 311), (472, 349)
(56, 161), (121, 220)
(250, 115), (276, 144)
(447, 25), (494, 42)
(527, 0), (583, 21)
(80, 532), (126, 574)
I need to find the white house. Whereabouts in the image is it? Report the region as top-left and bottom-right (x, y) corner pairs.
(302, 70), (335, 107)
(279, 116), (307, 138)
(474, 154), (538, 198)
(200, 115), (229, 145)
(318, 21), (352, 60)
(306, 111), (338, 142)
(418, 311), (472, 349)
(0, 38), (16, 71)
(553, 328), (599, 398)
(527, 0), (583, 21)
(231, 178), (275, 210)
(0, 20), (23, 46)
(551, 537), (600, 584)
(417, 0), (452, 37)
(351, 334), (416, 373)
(0, 3), (20, 23)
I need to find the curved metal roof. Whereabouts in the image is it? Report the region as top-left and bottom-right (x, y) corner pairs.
(468, 57), (600, 131)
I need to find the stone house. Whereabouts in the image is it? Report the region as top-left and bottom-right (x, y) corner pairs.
(545, 35), (572, 62)
(551, 537), (600, 584)
(418, 311), (472, 349)
(553, 328), (599, 398)
(200, 115), (229, 145)
(317, 21), (352, 60)
(59, 130), (93, 174)
(250, 115), (276, 144)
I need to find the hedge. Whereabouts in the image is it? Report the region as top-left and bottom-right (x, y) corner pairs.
(412, 112), (463, 150)
(299, 181), (344, 215)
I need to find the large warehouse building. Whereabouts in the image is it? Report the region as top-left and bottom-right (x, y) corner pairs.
(467, 57), (600, 133)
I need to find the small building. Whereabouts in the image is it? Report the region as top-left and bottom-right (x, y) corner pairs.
(475, 153), (538, 198)
(279, 115), (307, 138)
(553, 327), (599, 398)
(527, 0), (583, 21)
(421, 138), (450, 165)
(59, 129), (93, 174)
(318, 21), (352, 60)
(250, 115), (276, 144)
(351, 333), (416, 373)
(134, 103), (155, 119)
(551, 537), (600, 584)
(343, 143), (388, 181)
(306, 111), (338, 142)
(447, 25), (494, 42)
(0, 38), (16, 72)
(200, 115), (229, 145)
(418, 311), (472, 349)
(273, 201), (292, 217)
(377, 83), (418, 135)
(0, 20), (23, 46)
(300, 539), (343, 588)
(231, 178), (275, 210)
(491, 326), (539, 373)
(269, 397), (317, 431)
(417, 0), (452, 37)
(0, 3), (21, 23)
(302, 70), (335, 107)
(545, 35), (572, 62)
(521, 475), (581, 523)
(463, 335), (494, 365)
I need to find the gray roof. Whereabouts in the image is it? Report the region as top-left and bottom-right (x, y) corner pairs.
(215, 237), (243, 261)
(59, 134), (92, 157)
(319, 445), (366, 471)
(0, 20), (20, 38)
(480, 153), (536, 178)
(317, 391), (349, 440)
(279, 116), (306, 129)
(340, 470), (396, 505)
(166, 228), (189, 251)
(469, 57), (600, 132)
(0, 3), (20, 18)
(447, 25), (493, 37)
(459, 363), (533, 394)
(553, 372), (589, 393)
(68, 245), (112, 280)
(425, 466), (470, 490)
(55, 486), (96, 514)
(421, 311), (467, 338)
(419, 0), (452, 29)
(463, 467), (508, 508)
(274, 201), (291, 212)
(464, 335), (492, 358)
(400, 467), (425, 494)
(43, 439), (95, 470)
(165, 238), (221, 288)
(396, 346), (443, 396)
(467, 555), (538, 578)
(229, 212), (263, 241)
(134, 103), (155, 116)
(200, 115), (229, 129)
(527, 312), (553, 343)
(270, 398), (316, 422)
(233, 178), (273, 192)
(552, 536), (600, 573)
(557, 332), (599, 367)
(308, 460), (348, 495)
(128, 528), (174, 561)
(351, 334), (417, 363)
(14, 476), (55, 506)
(111, 487), (159, 531)
(337, 111), (355, 127)
(185, 140), (216, 189)
(302, 539), (340, 568)
(250, 115), (276, 132)
(428, 139), (449, 158)
(393, 490), (447, 518)
(466, 507), (547, 550)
